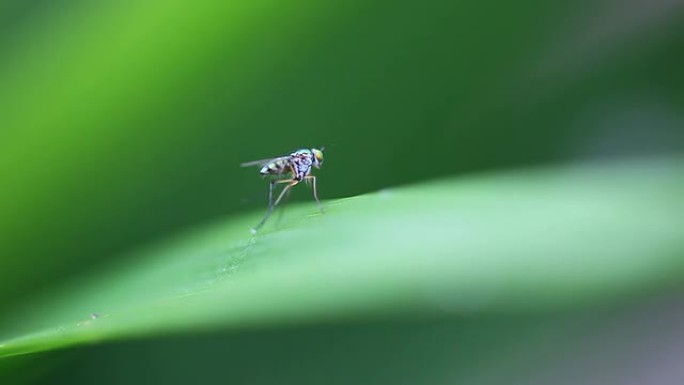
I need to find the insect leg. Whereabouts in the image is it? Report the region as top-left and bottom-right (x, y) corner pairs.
(272, 180), (296, 208)
(275, 184), (293, 227)
(266, 177), (289, 211)
(267, 180), (276, 210)
(304, 175), (324, 213)
(252, 179), (295, 233)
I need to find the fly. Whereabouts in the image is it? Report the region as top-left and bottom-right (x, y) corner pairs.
(241, 147), (325, 233)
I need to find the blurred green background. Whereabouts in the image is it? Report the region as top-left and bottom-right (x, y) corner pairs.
(1, 0), (683, 383)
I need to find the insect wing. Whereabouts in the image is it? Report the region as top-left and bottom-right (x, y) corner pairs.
(240, 155), (291, 168)
(240, 158), (272, 168)
(240, 156), (278, 168)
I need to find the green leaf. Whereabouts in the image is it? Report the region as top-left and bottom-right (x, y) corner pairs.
(1, 156), (683, 358)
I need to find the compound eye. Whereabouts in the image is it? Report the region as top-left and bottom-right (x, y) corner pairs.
(312, 149), (324, 163)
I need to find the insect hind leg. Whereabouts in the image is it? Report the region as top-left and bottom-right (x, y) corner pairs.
(267, 180), (276, 210)
(252, 179), (296, 233)
(275, 184), (293, 227)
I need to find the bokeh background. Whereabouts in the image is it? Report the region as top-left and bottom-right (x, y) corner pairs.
(1, 0), (683, 383)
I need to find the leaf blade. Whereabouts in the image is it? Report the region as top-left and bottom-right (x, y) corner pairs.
(1, 156), (683, 357)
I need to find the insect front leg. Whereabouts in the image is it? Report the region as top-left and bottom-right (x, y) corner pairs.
(304, 175), (324, 213)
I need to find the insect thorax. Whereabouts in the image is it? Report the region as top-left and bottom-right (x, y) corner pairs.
(258, 149), (315, 181)
(291, 153), (314, 180)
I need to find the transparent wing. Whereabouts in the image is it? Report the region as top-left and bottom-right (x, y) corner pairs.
(240, 155), (289, 168)
(240, 158), (273, 168)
